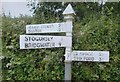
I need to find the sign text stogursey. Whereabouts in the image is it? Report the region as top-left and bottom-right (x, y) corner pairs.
(20, 35), (72, 49)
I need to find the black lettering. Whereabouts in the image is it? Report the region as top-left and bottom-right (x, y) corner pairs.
(47, 37), (50, 41)
(40, 37), (45, 41)
(79, 52), (82, 55)
(25, 37), (28, 41)
(36, 43), (40, 47)
(37, 37), (41, 41)
(58, 23), (61, 27)
(40, 43), (45, 47)
(46, 43), (50, 47)
(32, 43), (36, 48)
(84, 57), (94, 61)
(25, 42), (57, 48)
(35, 29), (38, 32)
(52, 43), (55, 47)
(79, 57), (82, 60)
(35, 38), (39, 41)
(92, 57), (94, 61)
(82, 53), (85, 56)
(29, 37), (31, 41)
(25, 43), (29, 48)
(28, 37), (54, 42)
(32, 37), (35, 41)
(28, 43), (31, 47)
(89, 52), (93, 56)
(77, 57), (79, 60)
(37, 43), (40, 47)
(45, 37), (47, 41)
(59, 43), (61, 46)
(99, 57), (101, 61)
(28, 30), (31, 32)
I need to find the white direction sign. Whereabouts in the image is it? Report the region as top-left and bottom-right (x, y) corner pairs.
(26, 21), (72, 34)
(20, 35), (72, 49)
(66, 51), (109, 62)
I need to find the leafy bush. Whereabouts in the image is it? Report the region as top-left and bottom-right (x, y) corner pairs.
(2, 2), (120, 81)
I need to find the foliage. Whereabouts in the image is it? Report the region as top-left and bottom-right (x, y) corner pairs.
(1, 2), (120, 81)
(0, 15), (2, 82)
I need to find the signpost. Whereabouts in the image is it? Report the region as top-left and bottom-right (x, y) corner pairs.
(20, 35), (72, 49)
(20, 4), (110, 81)
(62, 4), (75, 81)
(26, 21), (72, 34)
(69, 51), (109, 62)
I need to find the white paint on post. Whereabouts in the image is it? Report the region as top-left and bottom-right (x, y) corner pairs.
(20, 35), (72, 49)
(63, 4), (76, 15)
(63, 4), (75, 81)
(70, 51), (109, 62)
(26, 22), (72, 34)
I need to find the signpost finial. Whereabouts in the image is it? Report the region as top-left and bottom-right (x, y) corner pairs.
(63, 4), (76, 15)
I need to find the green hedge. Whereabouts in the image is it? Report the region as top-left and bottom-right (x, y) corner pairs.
(2, 3), (120, 81)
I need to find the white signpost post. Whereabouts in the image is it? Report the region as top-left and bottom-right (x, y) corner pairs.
(62, 4), (75, 81)
(20, 4), (110, 81)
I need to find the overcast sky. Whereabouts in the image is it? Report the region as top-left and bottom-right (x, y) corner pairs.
(1, 0), (33, 18)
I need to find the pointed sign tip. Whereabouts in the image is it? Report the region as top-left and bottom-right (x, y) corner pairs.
(62, 4), (76, 15)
